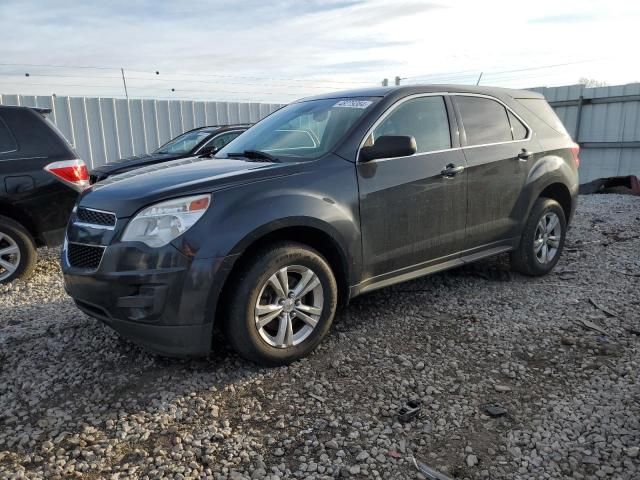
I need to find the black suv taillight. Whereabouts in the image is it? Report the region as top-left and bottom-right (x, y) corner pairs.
(44, 159), (90, 192)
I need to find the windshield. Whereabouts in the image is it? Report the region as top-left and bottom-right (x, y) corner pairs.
(155, 129), (212, 155)
(217, 97), (379, 161)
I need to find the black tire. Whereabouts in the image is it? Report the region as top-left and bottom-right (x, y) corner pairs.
(511, 198), (567, 276)
(225, 242), (338, 366)
(0, 215), (38, 284)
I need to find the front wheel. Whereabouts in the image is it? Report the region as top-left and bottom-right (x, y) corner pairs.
(225, 242), (338, 366)
(511, 198), (567, 276)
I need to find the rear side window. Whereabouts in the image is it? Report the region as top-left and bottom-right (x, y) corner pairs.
(508, 111), (528, 140)
(456, 96), (512, 146)
(517, 98), (569, 136)
(371, 96), (451, 154)
(0, 116), (18, 154)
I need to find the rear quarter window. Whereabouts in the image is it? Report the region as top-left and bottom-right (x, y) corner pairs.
(508, 111), (528, 140)
(516, 98), (569, 137)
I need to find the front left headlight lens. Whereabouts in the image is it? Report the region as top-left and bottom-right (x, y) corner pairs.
(121, 194), (211, 247)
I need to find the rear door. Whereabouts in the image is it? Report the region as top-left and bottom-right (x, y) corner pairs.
(453, 95), (534, 251)
(357, 95), (468, 280)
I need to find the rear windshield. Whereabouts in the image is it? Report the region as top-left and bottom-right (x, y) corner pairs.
(516, 98), (569, 137)
(45, 116), (76, 149)
(0, 116), (18, 154)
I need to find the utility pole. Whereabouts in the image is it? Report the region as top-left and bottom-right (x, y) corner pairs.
(121, 68), (129, 99)
(395, 76), (401, 86)
(476, 72), (483, 86)
(382, 78), (389, 86)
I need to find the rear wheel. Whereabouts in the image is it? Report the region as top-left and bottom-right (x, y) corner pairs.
(0, 215), (37, 284)
(511, 198), (566, 276)
(225, 242), (338, 366)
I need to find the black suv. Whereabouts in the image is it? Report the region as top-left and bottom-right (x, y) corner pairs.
(89, 125), (250, 183)
(0, 106), (86, 283)
(62, 85), (579, 365)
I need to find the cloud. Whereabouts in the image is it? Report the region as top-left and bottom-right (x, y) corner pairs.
(528, 13), (596, 24)
(0, 0), (639, 102)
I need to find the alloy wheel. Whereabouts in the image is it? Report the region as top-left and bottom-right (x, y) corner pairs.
(0, 232), (21, 281)
(533, 212), (561, 264)
(254, 265), (324, 348)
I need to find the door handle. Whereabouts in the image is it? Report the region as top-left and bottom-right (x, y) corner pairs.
(441, 163), (465, 177)
(517, 149), (532, 161)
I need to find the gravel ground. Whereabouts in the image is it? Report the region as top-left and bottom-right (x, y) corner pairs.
(1, 194), (639, 480)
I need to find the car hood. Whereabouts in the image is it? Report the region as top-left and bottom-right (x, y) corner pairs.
(81, 156), (300, 217)
(91, 152), (182, 175)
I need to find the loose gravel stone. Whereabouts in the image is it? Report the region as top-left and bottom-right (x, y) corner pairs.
(0, 195), (639, 479)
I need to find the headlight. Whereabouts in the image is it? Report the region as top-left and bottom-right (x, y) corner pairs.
(121, 194), (211, 247)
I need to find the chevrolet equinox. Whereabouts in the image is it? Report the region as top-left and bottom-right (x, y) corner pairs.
(62, 85), (579, 366)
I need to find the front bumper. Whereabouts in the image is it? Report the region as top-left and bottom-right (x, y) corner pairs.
(62, 241), (237, 356)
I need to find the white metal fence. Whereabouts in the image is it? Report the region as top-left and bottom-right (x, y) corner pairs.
(0, 94), (284, 168)
(534, 83), (640, 183)
(2, 85), (640, 183)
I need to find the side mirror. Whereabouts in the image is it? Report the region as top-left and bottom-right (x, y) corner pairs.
(359, 135), (417, 162)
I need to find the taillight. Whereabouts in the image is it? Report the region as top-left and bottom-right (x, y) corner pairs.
(44, 159), (90, 192)
(570, 143), (580, 168)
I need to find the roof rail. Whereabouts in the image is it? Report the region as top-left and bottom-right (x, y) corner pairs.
(30, 107), (52, 116)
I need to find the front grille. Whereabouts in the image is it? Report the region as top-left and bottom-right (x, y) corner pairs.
(76, 207), (116, 227)
(67, 243), (105, 270)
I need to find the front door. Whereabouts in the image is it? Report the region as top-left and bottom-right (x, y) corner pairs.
(357, 95), (467, 280)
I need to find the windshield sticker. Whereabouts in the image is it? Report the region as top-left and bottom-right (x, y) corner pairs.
(333, 100), (372, 109)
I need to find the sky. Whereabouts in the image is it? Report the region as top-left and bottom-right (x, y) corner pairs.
(0, 0), (639, 103)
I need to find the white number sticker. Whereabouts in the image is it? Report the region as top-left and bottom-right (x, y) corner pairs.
(333, 100), (372, 109)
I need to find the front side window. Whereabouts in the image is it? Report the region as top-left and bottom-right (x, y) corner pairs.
(456, 96), (512, 146)
(217, 97), (379, 161)
(0, 117), (18, 154)
(155, 129), (212, 155)
(367, 96), (451, 154)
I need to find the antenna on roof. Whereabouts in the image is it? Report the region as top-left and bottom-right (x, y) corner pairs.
(121, 68), (129, 99)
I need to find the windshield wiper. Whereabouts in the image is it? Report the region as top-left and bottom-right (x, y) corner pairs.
(226, 150), (281, 163)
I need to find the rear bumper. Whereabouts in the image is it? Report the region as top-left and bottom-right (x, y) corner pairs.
(62, 242), (238, 356)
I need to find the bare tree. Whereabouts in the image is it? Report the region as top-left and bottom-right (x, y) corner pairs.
(579, 77), (608, 88)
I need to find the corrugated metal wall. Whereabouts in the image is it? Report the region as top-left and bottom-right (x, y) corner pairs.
(0, 94), (284, 168)
(534, 83), (640, 183)
(2, 86), (639, 183)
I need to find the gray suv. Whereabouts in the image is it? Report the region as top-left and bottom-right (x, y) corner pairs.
(62, 85), (579, 365)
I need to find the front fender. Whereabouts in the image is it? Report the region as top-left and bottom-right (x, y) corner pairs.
(173, 157), (361, 280)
